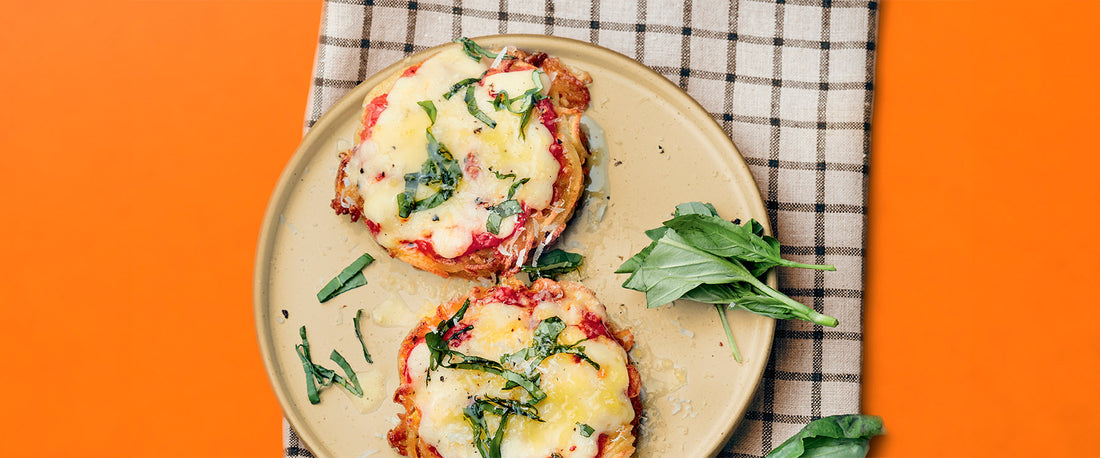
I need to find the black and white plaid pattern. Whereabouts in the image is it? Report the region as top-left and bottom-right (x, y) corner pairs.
(291, 1), (877, 456)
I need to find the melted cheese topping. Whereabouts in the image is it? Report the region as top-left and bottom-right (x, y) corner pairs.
(404, 299), (634, 458)
(343, 48), (559, 258)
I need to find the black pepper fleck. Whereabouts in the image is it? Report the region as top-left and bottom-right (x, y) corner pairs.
(281, 310), (289, 319)
(432, 215), (440, 221)
(474, 127), (483, 134)
(614, 160), (623, 166)
(658, 145), (666, 154)
(359, 168), (364, 174)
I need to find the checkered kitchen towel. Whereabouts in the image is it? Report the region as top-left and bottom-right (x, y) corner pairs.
(287, 1), (878, 456)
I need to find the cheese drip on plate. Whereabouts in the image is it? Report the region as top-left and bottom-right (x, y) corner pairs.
(344, 47), (559, 259)
(404, 298), (635, 458)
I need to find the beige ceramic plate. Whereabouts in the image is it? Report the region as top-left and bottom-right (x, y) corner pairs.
(255, 35), (774, 458)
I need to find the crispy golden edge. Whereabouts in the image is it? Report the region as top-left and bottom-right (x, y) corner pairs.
(388, 278), (640, 457)
(333, 49), (593, 280)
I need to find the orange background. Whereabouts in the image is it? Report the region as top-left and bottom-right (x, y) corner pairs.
(2, 0), (1098, 457)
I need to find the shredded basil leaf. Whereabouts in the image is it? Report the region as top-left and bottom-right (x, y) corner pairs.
(426, 305), (602, 455)
(417, 100), (437, 124)
(328, 349), (363, 396)
(464, 85), (497, 128)
(490, 169), (516, 180)
(294, 327), (364, 404)
(506, 177), (530, 200)
(486, 199), (523, 235)
(354, 309), (373, 364)
(294, 326), (322, 404)
(577, 423), (595, 437)
(444, 77), (480, 100)
(455, 37), (510, 61)
(521, 249), (583, 280)
(316, 253), (374, 303)
(397, 121), (463, 218)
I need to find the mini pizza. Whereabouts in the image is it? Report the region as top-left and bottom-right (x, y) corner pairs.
(388, 278), (641, 458)
(332, 39), (593, 279)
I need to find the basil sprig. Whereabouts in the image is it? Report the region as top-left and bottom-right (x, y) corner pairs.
(316, 253), (374, 303)
(766, 415), (885, 458)
(521, 249), (583, 280)
(455, 37), (512, 61)
(617, 202), (838, 361)
(397, 101), (463, 218)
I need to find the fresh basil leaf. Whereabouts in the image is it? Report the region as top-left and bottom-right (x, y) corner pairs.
(673, 201), (720, 217)
(417, 100), (437, 124)
(577, 423), (595, 437)
(664, 214), (836, 272)
(464, 85), (497, 128)
(491, 169), (516, 180)
(522, 249), (583, 279)
(766, 415), (885, 458)
(316, 253), (374, 302)
(622, 230), (749, 306)
(354, 309), (372, 364)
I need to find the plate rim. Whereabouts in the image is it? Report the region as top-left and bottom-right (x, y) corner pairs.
(254, 34), (775, 457)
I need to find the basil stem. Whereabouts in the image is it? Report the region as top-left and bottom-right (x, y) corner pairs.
(715, 304), (743, 363)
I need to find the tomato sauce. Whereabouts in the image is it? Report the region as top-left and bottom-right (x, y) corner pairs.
(360, 94), (388, 142)
(577, 311), (612, 340)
